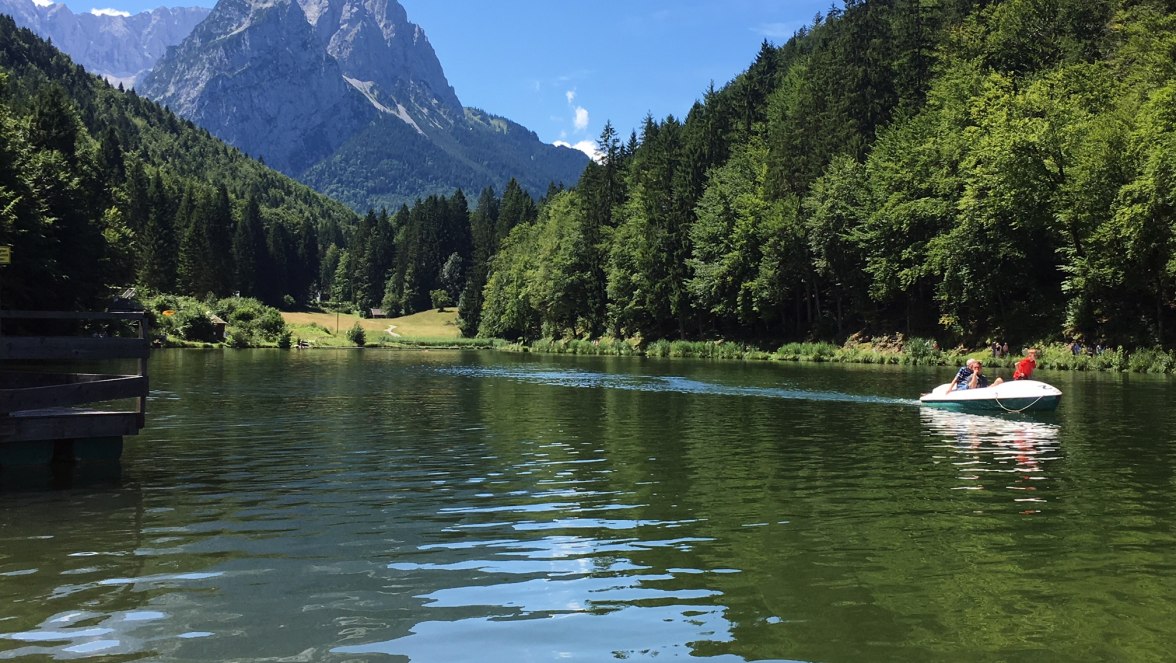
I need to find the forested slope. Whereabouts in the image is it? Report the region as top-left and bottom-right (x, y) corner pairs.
(0, 15), (359, 311)
(472, 0), (1176, 349)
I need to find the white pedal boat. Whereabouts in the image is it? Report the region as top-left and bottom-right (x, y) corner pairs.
(919, 379), (1061, 413)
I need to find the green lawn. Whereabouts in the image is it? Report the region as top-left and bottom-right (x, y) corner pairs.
(282, 308), (465, 347)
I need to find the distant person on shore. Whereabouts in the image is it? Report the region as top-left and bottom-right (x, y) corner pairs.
(1013, 348), (1039, 380)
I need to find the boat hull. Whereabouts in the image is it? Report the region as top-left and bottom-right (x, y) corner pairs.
(918, 379), (1062, 413)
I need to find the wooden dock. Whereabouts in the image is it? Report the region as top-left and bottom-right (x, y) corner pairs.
(0, 310), (148, 466)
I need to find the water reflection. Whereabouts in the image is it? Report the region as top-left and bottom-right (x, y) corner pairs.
(5, 351), (1175, 662)
(338, 528), (779, 662)
(0, 482), (154, 659)
(921, 408), (1062, 510)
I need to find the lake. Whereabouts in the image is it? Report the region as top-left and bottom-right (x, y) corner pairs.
(2, 349), (1174, 662)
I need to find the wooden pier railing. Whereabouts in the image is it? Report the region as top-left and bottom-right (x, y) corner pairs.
(0, 310), (149, 445)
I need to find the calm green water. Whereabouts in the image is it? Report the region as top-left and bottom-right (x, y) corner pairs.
(2, 350), (1175, 662)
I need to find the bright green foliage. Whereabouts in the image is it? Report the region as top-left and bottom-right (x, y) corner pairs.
(430, 288), (453, 310)
(802, 154), (872, 336)
(346, 321), (366, 347)
(687, 140), (773, 332)
(477, 220), (540, 340)
(528, 190), (595, 337)
(469, 0), (1176, 350)
(143, 294), (287, 345)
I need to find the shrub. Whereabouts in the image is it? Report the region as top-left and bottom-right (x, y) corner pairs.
(174, 309), (218, 343)
(1127, 347), (1174, 373)
(431, 289), (454, 311)
(346, 322), (366, 347)
(209, 297), (288, 344)
(646, 339), (672, 357)
(902, 337), (940, 365)
(227, 328), (254, 348)
(774, 342), (838, 362)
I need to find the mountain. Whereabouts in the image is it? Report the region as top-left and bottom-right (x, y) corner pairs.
(138, 0), (588, 210)
(0, 0), (209, 87)
(0, 14), (359, 310)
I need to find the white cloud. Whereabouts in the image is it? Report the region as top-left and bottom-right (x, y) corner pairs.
(32, 0), (54, 6)
(754, 21), (802, 40)
(554, 140), (602, 162)
(562, 88), (589, 133)
(90, 7), (131, 16)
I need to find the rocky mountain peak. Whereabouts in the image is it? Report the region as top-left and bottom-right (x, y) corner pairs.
(303, 0), (462, 117)
(0, 0), (210, 86)
(138, 0), (467, 174)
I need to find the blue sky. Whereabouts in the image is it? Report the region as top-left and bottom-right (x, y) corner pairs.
(48, 0), (838, 155)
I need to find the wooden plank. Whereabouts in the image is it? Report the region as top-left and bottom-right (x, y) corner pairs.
(0, 375), (147, 414)
(0, 411), (141, 443)
(0, 372), (133, 389)
(0, 336), (148, 360)
(0, 311), (150, 444)
(0, 310), (145, 322)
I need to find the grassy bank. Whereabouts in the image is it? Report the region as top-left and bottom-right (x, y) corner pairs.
(160, 297), (1176, 373)
(281, 308), (500, 349)
(503, 335), (1176, 375)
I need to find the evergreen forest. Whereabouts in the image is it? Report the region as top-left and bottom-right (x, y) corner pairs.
(6, 0), (1176, 353)
(0, 15), (357, 312)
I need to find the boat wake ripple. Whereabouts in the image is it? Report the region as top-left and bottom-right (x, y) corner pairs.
(434, 366), (915, 406)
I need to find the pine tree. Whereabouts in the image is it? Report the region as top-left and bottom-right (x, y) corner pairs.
(496, 179), (537, 243)
(232, 196), (265, 297)
(295, 216), (320, 304)
(27, 84), (78, 156)
(263, 221), (295, 305)
(207, 184), (235, 296)
(137, 172), (178, 293)
(458, 187), (500, 336)
(177, 186), (214, 297)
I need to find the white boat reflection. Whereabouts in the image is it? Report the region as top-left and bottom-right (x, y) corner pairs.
(920, 407), (1062, 510)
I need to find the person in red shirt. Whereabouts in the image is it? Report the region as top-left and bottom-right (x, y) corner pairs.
(1013, 348), (1039, 380)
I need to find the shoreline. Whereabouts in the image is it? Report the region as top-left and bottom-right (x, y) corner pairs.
(190, 334), (1173, 376)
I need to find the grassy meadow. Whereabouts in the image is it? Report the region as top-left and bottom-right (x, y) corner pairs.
(281, 308), (499, 348)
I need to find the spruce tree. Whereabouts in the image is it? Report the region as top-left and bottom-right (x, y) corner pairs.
(232, 196), (265, 297)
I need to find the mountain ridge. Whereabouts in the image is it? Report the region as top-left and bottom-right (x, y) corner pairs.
(2, 0), (588, 210)
(0, 0), (209, 86)
(137, 0), (587, 209)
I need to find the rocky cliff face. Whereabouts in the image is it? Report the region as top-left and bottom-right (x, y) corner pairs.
(140, 0), (379, 175)
(304, 0), (461, 118)
(0, 0), (209, 86)
(137, 0), (587, 209)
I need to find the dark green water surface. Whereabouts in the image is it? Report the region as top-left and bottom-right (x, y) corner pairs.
(2, 350), (1175, 662)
